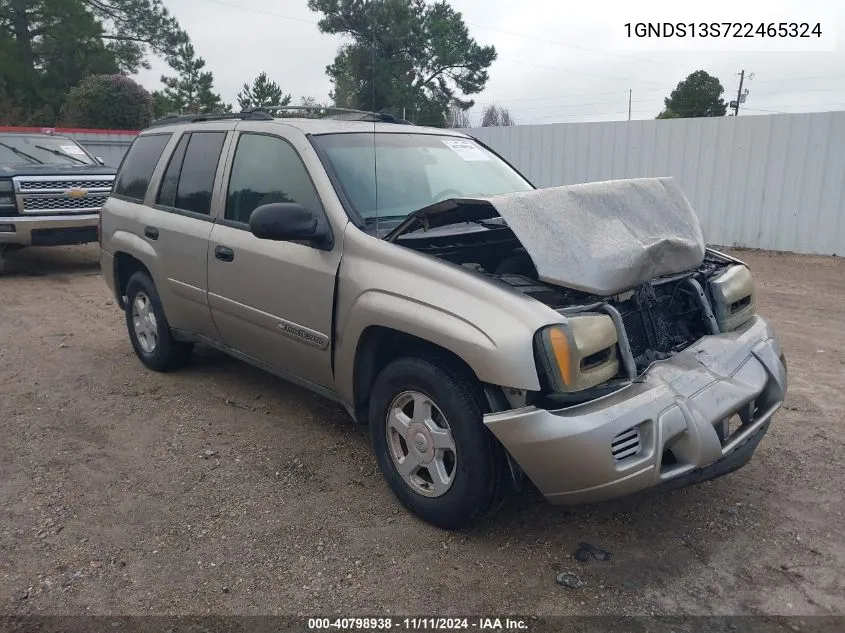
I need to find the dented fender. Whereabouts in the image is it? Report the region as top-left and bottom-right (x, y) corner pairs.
(332, 226), (562, 406)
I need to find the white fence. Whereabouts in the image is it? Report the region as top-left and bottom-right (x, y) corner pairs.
(461, 111), (845, 256)
(50, 112), (845, 255)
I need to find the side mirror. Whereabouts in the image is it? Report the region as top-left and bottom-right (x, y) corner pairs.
(95, 156), (105, 165)
(249, 202), (331, 248)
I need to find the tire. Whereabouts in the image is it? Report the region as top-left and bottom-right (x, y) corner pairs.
(369, 356), (508, 529)
(124, 271), (192, 371)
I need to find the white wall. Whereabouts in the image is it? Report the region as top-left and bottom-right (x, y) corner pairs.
(461, 111), (845, 256)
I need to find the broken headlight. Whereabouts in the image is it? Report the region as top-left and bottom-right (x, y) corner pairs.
(709, 265), (756, 331)
(535, 314), (619, 393)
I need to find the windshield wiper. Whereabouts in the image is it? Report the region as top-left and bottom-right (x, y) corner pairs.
(0, 141), (43, 164)
(34, 144), (88, 165)
(363, 215), (409, 224)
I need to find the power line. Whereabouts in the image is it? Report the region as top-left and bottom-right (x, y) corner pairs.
(751, 73), (845, 84)
(200, 0), (317, 24)
(496, 58), (665, 86)
(742, 107), (788, 114)
(469, 87), (669, 106)
(468, 98), (633, 113)
(514, 109), (657, 121)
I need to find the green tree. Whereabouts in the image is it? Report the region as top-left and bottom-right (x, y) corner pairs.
(1, 0), (121, 123)
(237, 72), (290, 111)
(151, 89), (173, 118)
(159, 42), (227, 115)
(660, 70), (727, 118)
(61, 74), (153, 129)
(0, 0), (185, 123)
(307, 0), (496, 126)
(655, 108), (680, 119)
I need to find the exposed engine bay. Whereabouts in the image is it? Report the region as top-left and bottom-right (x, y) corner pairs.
(397, 221), (745, 377)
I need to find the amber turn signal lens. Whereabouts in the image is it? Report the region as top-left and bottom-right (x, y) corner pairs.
(548, 327), (572, 386)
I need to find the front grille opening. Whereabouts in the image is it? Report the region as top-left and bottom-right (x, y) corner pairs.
(730, 295), (752, 313)
(18, 178), (112, 190)
(611, 426), (641, 462)
(580, 347), (612, 372)
(23, 193), (110, 212)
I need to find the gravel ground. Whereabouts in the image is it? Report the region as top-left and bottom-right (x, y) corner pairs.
(0, 245), (843, 617)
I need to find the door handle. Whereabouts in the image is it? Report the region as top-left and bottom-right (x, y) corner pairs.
(214, 245), (234, 262)
(144, 226), (159, 240)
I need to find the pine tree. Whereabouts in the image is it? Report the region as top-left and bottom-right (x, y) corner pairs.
(159, 42), (226, 114)
(237, 72), (290, 111)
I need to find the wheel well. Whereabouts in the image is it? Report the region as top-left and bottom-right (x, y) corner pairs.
(351, 326), (481, 423)
(114, 252), (151, 308)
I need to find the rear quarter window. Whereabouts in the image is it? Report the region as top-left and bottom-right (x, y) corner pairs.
(113, 134), (172, 202)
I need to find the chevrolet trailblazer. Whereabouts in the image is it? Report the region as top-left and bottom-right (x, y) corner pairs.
(99, 108), (787, 528)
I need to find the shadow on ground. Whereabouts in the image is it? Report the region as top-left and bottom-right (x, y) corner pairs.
(0, 245), (100, 277)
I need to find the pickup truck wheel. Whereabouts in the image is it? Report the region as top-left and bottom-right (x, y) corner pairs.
(369, 356), (505, 529)
(125, 271), (192, 371)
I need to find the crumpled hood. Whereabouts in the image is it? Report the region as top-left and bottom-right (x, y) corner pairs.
(389, 177), (706, 296)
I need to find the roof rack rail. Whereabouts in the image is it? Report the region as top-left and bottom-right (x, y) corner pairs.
(247, 105), (413, 125)
(148, 110), (274, 128)
(147, 106), (413, 129)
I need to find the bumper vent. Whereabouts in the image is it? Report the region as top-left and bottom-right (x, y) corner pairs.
(611, 426), (641, 461)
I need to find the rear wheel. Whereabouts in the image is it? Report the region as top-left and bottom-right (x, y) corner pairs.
(125, 271), (192, 371)
(369, 356), (507, 529)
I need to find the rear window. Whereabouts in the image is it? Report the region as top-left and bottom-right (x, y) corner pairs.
(113, 134), (171, 202)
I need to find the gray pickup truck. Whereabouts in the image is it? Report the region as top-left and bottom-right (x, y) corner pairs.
(100, 109), (787, 529)
(0, 132), (116, 269)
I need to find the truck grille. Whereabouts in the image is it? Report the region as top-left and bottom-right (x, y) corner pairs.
(23, 193), (110, 212)
(17, 178), (111, 191)
(13, 175), (114, 215)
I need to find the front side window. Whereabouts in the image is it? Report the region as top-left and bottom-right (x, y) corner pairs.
(113, 134), (171, 201)
(225, 133), (321, 224)
(311, 133), (532, 226)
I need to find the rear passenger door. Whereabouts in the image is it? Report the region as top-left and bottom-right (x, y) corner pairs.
(147, 127), (231, 340)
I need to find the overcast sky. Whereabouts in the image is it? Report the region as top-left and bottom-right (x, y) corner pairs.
(133, 0), (845, 126)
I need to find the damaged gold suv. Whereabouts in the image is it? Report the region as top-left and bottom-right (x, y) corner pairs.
(100, 108), (787, 528)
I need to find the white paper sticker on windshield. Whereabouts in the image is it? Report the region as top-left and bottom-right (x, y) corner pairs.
(60, 144), (86, 156)
(442, 139), (491, 161)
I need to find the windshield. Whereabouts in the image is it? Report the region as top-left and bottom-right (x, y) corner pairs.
(312, 133), (532, 223)
(0, 135), (95, 166)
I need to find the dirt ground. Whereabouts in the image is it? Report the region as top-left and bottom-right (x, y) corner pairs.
(0, 245), (843, 618)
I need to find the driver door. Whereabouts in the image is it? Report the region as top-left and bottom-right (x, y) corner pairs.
(207, 129), (341, 390)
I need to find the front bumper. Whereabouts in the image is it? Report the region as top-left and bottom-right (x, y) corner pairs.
(0, 213), (99, 246)
(484, 315), (787, 504)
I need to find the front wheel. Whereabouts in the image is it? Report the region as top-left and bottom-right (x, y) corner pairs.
(369, 356), (507, 529)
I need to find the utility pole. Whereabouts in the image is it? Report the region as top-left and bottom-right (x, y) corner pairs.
(628, 89), (632, 121)
(733, 70), (745, 116)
